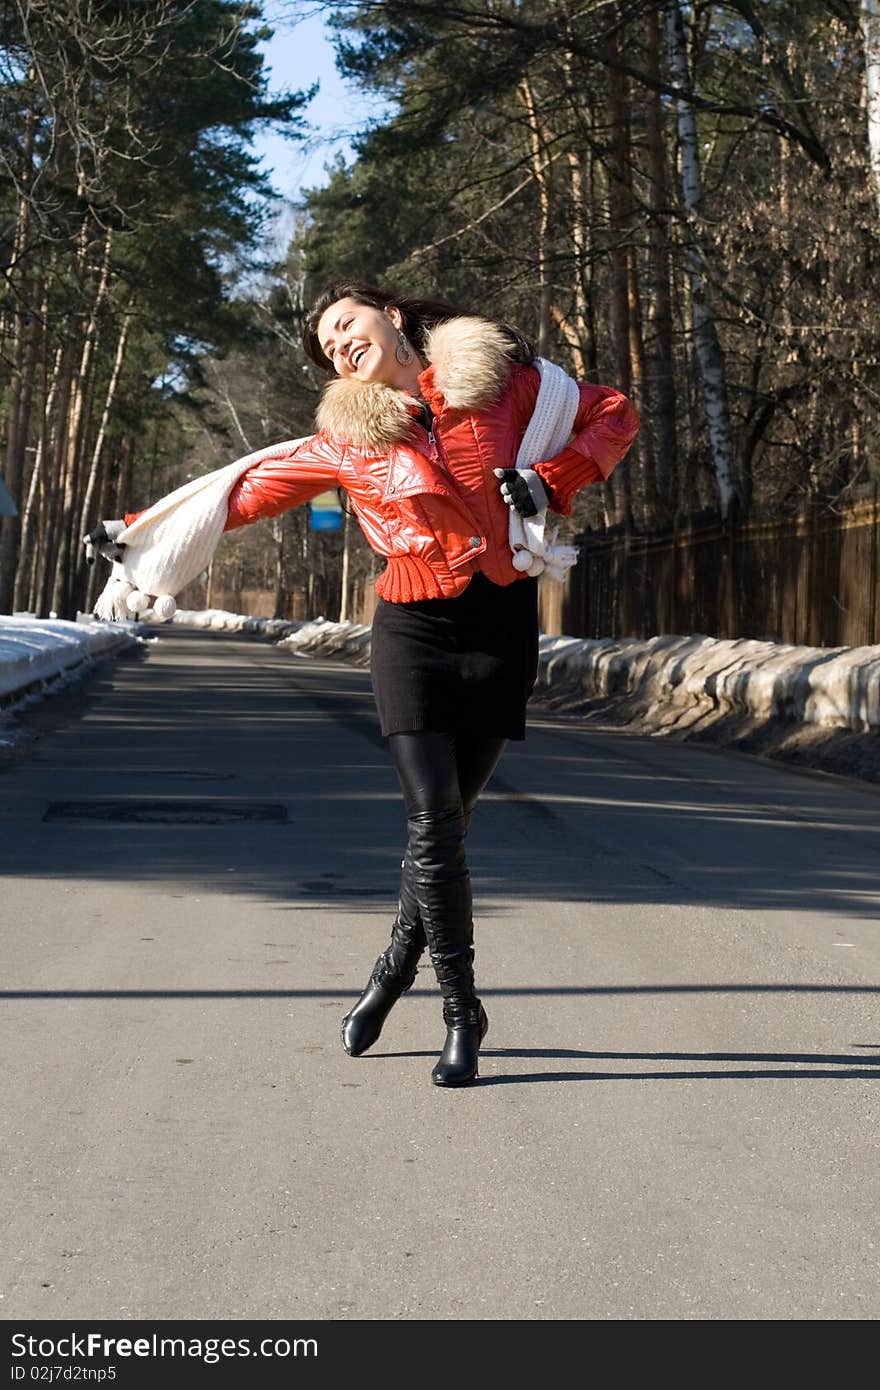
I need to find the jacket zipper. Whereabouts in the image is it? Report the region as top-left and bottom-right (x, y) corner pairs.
(427, 424), (459, 491)
(425, 421), (483, 553)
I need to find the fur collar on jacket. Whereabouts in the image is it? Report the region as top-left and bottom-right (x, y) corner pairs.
(315, 316), (516, 450)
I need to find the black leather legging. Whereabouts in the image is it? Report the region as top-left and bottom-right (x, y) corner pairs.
(387, 731), (506, 1002)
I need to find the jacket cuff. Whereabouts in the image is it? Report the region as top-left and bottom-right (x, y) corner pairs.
(534, 449), (603, 516)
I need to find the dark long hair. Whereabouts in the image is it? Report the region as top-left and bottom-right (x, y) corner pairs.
(302, 279), (535, 375)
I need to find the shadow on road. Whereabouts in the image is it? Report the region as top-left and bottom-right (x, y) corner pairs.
(372, 1045), (880, 1085)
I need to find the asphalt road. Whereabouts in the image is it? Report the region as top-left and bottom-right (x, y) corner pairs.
(1, 626), (878, 1321)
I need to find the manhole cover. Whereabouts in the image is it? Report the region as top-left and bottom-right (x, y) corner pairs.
(44, 800), (288, 825)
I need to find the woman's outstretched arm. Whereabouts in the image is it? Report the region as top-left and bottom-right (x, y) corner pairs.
(121, 434), (344, 530)
(223, 434), (343, 530)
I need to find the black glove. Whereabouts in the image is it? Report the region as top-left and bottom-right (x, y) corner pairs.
(493, 468), (551, 518)
(83, 519), (126, 565)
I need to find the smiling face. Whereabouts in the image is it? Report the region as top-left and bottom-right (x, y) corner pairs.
(316, 296), (421, 390)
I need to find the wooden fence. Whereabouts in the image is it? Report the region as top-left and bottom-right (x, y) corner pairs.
(545, 491), (880, 647)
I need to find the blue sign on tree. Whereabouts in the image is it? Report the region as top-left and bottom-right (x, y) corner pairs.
(0, 474), (18, 516)
(309, 489), (343, 532)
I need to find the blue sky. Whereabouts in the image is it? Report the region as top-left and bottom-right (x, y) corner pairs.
(251, 4), (389, 203)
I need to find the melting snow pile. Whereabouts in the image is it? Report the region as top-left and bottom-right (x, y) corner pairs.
(533, 633), (880, 734)
(0, 615), (137, 706)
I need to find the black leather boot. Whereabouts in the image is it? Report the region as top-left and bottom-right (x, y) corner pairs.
(407, 806), (488, 1087)
(341, 852), (426, 1057)
(432, 1000), (489, 1087)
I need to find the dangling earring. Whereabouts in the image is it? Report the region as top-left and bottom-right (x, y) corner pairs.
(395, 330), (414, 365)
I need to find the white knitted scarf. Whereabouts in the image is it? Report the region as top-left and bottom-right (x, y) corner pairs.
(508, 356), (581, 581)
(93, 439), (310, 621)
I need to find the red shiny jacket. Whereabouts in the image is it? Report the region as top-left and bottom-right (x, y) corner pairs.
(128, 319), (639, 603)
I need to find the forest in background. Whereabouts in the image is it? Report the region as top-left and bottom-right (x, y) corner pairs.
(2, 1), (879, 632)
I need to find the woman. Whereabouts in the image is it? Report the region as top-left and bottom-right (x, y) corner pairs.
(89, 281), (639, 1087)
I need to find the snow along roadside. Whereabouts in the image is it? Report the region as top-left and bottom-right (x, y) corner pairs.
(0, 615), (138, 707)
(6, 607), (875, 743)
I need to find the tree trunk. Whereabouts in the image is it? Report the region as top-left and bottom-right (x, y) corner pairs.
(558, 51), (601, 381)
(606, 30), (634, 529)
(607, 13), (659, 530)
(114, 433), (135, 518)
(13, 432), (44, 615)
(51, 228), (114, 616)
(862, 2), (880, 214)
(0, 119), (38, 612)
(272, 517), (286, 619)
(567, 149), (589, 372)
(626, 250), (661, 527)
(21, 336), (63, 612)
(644, 2), (679, 520)
(37, 343), (76, 615)
(339, 508), (353, 622)
(0, 287), (43, 612)
(665, 0), (741, 518)
(517, 77), (554, 356)
(549, 135), (590, 376)
(74, 309), (132, 608)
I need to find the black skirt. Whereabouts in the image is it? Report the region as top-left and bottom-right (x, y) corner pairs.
(370, 572), (539, 741)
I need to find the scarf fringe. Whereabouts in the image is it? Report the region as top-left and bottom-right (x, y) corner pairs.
(93, 572), (137, 622)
